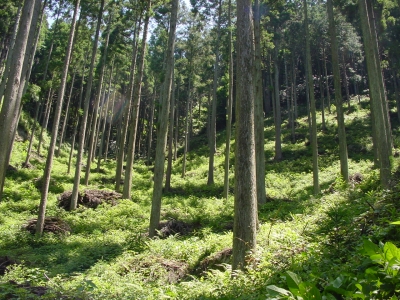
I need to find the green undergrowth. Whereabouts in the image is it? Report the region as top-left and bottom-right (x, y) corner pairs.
(1, 97), (400, 299)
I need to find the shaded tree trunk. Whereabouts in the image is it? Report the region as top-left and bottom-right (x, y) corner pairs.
(70, 1), (104, 210)
(304, 0), (320, 195)
(232, 0), (257, 271)
(36, 0), (79, 235)
(149, 0), (178, 238)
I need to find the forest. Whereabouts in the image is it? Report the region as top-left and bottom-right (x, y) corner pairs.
(1, 0), (400, 298)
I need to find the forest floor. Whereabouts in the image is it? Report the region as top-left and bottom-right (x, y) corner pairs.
(1, 96), (400, 299)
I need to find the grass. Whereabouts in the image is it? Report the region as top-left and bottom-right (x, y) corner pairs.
(0, 97), (400, 299)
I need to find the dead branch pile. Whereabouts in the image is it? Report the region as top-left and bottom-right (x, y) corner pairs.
(58, 189), (121, 210)
(157, 219), (195, 238)
(0, 256), (16, 275)
(195, 248), (232, 274)
(24, 217), (71, 234)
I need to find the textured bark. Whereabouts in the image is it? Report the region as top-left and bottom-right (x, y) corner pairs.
(146, 86), (156, 165)
(342, 51), (351, 110)
(56, 70), (76, 157)
(181, 80), (191, 178)
(36, 0), (79, 236)
(97, 62), (114, 171)
(322, 45), (331, 113)
(359, 0), (391, 187)
(253, 0), (266, 206)
(232, 0), (257, 271)
(207, 0), (222, 186)
(273, 40), (282, 161)
(165, 79), (176, 191)
(304, 0), (320, 195)
(0, 3), (22, 103)
(122, 6), (150, 200)
(149, 0), (178, 238)
(85, 17), (111, 185)
(104, 84), (116, 161)
(327, 0), (348, 183)
(115, 18), (141, 192)
(223, 0), (233, 200)
(70, 2), (104, 210)
(37, 88), (54, 155)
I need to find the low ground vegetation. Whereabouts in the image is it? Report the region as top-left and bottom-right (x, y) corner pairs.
(0, 97), (399, 299)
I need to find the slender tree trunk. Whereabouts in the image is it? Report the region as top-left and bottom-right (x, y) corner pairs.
(0, 3), (22, 103)
(149, 0), (178, 237)
(181, 80), (191, 178)
(232, 0), (257, 271)
(165, 79), (176, 191)
(174, 88), (179, 161)
(115, 18), (141, 192)
(104, 85), (116, 161)
(36, 0), (79, 235)
(97, 62), (114, 171)
(273, 39), (282, 161)
(70, 2), (104, 210)
(304, 0), (320, 195)
(253, 0), (266, 206)
(37, 88), (54, 156)
(56, 70), (76, 157)
(342, 51), (351, 110)
(322, 45), (331, 113)
(207, 0), (222, 186)
(123, 6), (151, 199)
(291, 53), (297, 142)
(223, 0), (233, 200)
(146, 86), (156, 165)
(392, 70), (400, 122)
(85, 18), (111, 185)
(359, 0), (391, 187)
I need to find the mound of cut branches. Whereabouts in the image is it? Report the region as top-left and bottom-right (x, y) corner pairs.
(58, 189), (121, 210)
(157, 219), (198, 238)
(0, 256), (16, 275)
(195, 248), (233, 274)
(24, 217), (71, 234)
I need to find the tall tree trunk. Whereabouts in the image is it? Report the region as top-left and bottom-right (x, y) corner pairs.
(223, 0), (233, 200)
(37, 87), (54, 155)
(342, 51), (351, 110)
(115, 18), (141, 192)
(253, 0), (266, 206)
(165, 78), (176, 191)
(123, 6), (151, 199)
(146, 86), (156, 165)
(85, 16), (111, 185)
(149, 0), (178, 237)
(304, 0), (320, 195)
(207, 0), (222, 186)
(70, 1), (104, 210)
(56, 70), (76, 157)
(36, 0), (79, 235)
(273, 39), (282, 161)
(104, 84), (116, 161)
(97, 62), (114, 171)
(322, 45), (331, 113)
(232, 0), (257, 271)
(181, 80), (191, 178)
(359, 0), (391, 187)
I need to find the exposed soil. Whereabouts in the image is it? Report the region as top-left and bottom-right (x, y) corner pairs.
(58, 189), (122, 211)
(24, 217), (71, 235)
(0, 256), (16, 275)
(195, 248), (233, 274)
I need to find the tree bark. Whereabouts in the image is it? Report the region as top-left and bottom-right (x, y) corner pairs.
(223, 0), (233, 201)
(253, 0), (266, 207)
(327, 0), (349, 183)
(70, 1), (104, 210)
(232, 0), (257, 271)
(148, 0), (178, 238)
(207, 0), (222, 186)
(304, 0), (320, 195)
(273, 38), (282, 161)
(359, 0), (391, 187)
(36, 0), (79, 235)
(123, 4), (151, 199)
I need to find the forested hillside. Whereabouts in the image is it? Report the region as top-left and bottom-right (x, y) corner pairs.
(1, 0), (400, 298)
